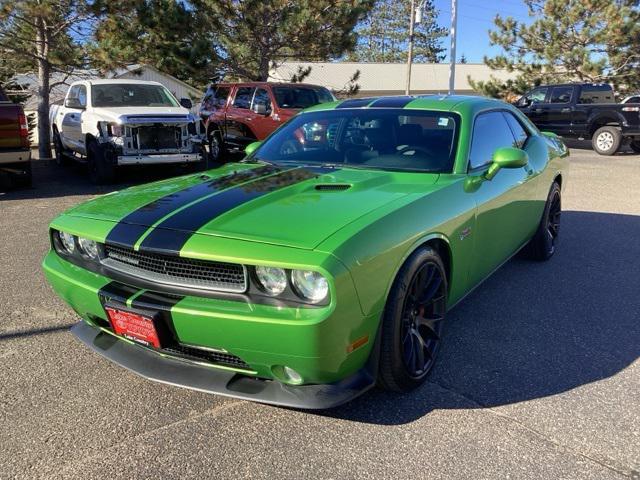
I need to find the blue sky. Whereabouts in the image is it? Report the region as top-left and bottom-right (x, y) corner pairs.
(431, 0), (531, 63)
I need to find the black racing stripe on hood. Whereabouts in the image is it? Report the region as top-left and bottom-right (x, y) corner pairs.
(138, 167), (329, 255)
(369, 96), (415, 108)
(105, 165), (281, 249)
(335, 98), (376, 109)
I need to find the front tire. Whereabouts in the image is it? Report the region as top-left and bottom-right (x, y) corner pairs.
(53, 129), (70, 166)
(378, 246), (448, 392)
(207, 130), (224, 164)
(525, 182), (561, 261)
(87, 141), (116, 185)
(592, 126), (621, 156)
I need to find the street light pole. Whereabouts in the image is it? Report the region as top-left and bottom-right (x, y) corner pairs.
(405, 0), (416, 95)
(448, 0), (458, 94)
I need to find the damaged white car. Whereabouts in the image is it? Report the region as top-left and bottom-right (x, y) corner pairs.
(50, 79), (205, 183)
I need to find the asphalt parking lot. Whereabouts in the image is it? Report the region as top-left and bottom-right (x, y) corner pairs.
(1, 144), (638, 480)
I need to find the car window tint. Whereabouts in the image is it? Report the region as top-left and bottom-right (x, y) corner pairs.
(469, 111), (517, 169)
(579, 85), (614, 104)
(628, 96), (640, 103)
(233, 87), (255, 109)
(549, 86), (573, 104)
(0, 86), (8, 102)
(502, 112), (528, 148)
(252, 88), (272, 114)
(214, 87), (230, 107)
(68, 85), (80, 100)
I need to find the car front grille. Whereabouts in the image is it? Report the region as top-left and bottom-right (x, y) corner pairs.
(101, 245), (247, 293)
(163, 344), (253, 371)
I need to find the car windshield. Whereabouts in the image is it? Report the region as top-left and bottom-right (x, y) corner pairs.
(272, 86), (335, 109)
(91, 84), (179, 108)
(251, 109), (460, 173)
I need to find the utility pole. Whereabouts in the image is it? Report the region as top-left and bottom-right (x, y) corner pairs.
(405, 0), (416, 95)
(448, 0), (458, 95)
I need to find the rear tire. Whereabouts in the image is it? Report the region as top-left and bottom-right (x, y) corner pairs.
(87, 140), (116, 185)
(378, 246), (448, 392)
(524, 182), (561, 261)
(592, 126), (621, 156)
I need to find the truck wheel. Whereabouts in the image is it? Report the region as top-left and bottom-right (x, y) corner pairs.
(629, 140), (640, 154)
(207, 130), (224, 164)
(53, 130), (70, 166)
(592, 126), (621, 156)
(87, 141), (116, 185)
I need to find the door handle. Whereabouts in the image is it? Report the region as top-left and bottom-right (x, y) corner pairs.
(561, 108), (571, 113)
(534, 108), (543, 113)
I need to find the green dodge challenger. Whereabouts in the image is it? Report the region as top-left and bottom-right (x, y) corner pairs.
(42, 95), (569, 408)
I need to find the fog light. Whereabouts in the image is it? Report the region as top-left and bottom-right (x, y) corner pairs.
(283, 366), (303, 384)
(272, 365), (304, 385)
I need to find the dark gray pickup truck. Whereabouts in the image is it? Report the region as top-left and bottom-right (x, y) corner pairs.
(515, 83), (640, 155)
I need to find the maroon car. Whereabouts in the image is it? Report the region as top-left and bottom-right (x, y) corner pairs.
(0, 85), (31, 188)
(199, 82), (335, 162)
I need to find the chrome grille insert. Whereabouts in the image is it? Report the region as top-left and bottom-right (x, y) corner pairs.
(102, 245), (247, 293)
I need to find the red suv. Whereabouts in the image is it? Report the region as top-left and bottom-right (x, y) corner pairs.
(198, 82), (335, 162)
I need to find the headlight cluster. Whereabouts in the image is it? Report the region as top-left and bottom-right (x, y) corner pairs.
(53, 230), (100, 261)
(254, 266), (329, 304)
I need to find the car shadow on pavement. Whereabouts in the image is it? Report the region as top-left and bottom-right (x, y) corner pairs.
(563, 138), (636, 155)
(0, 159), (204, 200)
(323, 210), (640, 425)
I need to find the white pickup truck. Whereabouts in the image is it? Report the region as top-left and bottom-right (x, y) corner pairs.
(50, 79), (204, 183)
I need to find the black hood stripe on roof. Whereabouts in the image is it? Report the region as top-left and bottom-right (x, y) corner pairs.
(105, 165), (281, 249)
(335, 98), (377, 109)
(138, 167), (336, 255)
(369, 96), (415, 108)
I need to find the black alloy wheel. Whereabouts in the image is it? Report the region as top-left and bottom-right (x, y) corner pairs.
(378, 246), (448, 392)
(400, 262), (446, 378)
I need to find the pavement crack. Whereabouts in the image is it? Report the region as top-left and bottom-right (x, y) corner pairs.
(426, 380), (635, 478)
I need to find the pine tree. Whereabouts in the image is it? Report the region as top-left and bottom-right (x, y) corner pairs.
(470, 0), (640, 99)
(91, 0), (216, 87)
(193, 0), (374, 81)
(350, 0), (446, 63)
(0, 0), (93, 159)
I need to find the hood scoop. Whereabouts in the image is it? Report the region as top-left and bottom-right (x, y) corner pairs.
(314, 183), (351, 191)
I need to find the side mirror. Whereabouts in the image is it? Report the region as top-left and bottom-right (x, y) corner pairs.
(252, 103), (268, 115)
(485, 147), (528, 180)
(517, 97), (530, 108)
(245, 141), (262, 156)
(180, 98), (193, 109)
(65, 97), (84, 109)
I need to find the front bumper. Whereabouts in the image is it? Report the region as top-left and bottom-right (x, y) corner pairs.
(117, 152), (201, 165)
(73, 321), (375, 409)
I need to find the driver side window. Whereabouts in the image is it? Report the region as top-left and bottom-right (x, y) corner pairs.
(524, 87), (548, 104)
(469, 111), (518, 170)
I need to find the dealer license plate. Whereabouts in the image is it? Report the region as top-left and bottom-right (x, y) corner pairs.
(105, 307), (161, 348)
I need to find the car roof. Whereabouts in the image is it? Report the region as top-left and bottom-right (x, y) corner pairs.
(303, 95), (510, 115)
(213, 82), (327, 89)
(80, 79), (165, 86)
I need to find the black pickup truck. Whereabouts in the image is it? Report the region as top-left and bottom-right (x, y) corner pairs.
(515, 83), (640, 155)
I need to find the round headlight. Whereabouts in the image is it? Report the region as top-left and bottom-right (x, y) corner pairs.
(255, 266), (287, 296)
(291, 270), (329, 303)
(58, 231), (76, 253)
(78, 237), (99, 259)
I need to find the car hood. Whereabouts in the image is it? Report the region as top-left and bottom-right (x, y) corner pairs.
(66, 163), (439, 251)
(92, 106), (192, 123)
